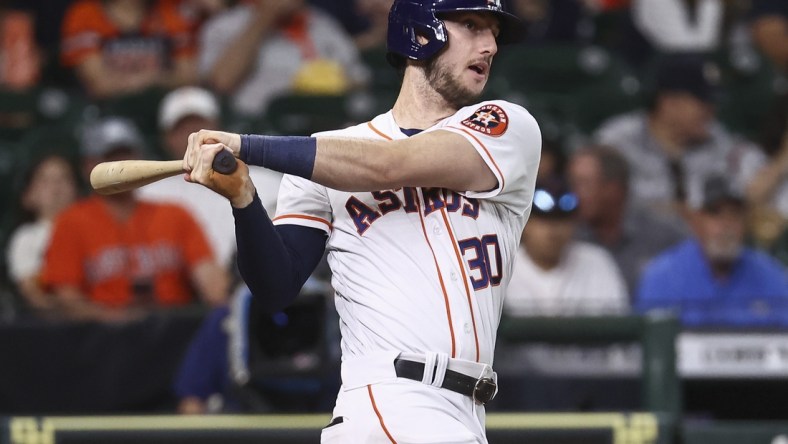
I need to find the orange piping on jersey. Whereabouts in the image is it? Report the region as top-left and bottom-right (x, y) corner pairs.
(368, 119), (456, 355)
(368, 385), (397, 444)
(415, 192), (457, 358)
(272, 214), (333, 232)
(448, 126), (506, 192)
(440, 207), (481, 362)
(367, 122), (392, 140)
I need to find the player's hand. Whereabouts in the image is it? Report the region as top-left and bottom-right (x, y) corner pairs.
(186, 142), (256, 208)
(183, 129), (242, 173)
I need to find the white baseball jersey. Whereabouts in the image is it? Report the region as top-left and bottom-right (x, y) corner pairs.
(274, 100), (541, 367)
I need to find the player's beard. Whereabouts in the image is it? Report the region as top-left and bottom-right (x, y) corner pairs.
(425, 57), (482, 109)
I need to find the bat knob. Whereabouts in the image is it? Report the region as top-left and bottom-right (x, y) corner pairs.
(212, 149), (238, 175)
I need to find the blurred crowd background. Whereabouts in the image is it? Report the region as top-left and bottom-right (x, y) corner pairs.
(0, 0), (787, 429)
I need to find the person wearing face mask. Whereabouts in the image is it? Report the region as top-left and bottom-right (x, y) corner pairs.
(636, 175), (788, 328)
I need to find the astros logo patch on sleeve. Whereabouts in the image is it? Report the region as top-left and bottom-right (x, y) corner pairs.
(461, 104), (509, 137)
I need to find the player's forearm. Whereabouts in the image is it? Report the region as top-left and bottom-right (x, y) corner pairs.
(186, 129), (495, 193)
(318, 132), (497, 191)
(235, 131), (495, 192)
(233, 193), (326, 312)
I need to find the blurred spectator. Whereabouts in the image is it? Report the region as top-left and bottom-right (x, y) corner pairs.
(198, 0), (369, 117)
(636, 175), (788, 328)
(0, 5), (40, 90)
(595, 54), (765, 219)
(536, 139), (566, 184)
(748, 95), (788, 215)
(749, 0), (788, 72)
(41, 117), (228, 323)
(510, 0), (597, 44)
(746, 94), (787, 248)
(5, 155), (78, 313)
(309, 0), (391, 51)
(505, 176), (628, 316)
(60, 0), (197, 98)
(497, 171), (635, 413)
(175, 300), (237, 414)
(351, 0), (392, 52)
(631, 0), (724, 53)
(138, 86), (282, 267)
(568, 145), (687, 296)
(769, 226), (788, 267)
(167, 0), (227, 32)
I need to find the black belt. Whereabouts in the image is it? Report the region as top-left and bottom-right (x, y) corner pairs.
(393, 358), (497, 405)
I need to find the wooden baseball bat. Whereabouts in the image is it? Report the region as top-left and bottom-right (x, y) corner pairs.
(90, 149), (238, 195)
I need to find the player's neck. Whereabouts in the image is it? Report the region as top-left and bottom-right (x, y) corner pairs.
(391, 68), (458, 130)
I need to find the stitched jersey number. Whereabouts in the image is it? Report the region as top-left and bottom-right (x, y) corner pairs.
(458, 234), (502, 290)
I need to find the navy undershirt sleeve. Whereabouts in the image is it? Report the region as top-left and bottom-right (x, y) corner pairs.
(232, 193), (328, 312)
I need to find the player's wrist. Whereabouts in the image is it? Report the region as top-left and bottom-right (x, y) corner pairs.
(229, 178), (256, 208)
(239, 134), (317, 179)
(228, 133), (242, 157)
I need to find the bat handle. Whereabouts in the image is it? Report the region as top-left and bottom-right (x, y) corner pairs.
(212, 149), (238, 175)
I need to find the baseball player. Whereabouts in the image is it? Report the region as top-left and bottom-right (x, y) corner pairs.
(184, 0), (541, 442)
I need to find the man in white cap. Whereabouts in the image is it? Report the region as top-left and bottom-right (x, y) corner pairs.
(139, 87), (282, 267)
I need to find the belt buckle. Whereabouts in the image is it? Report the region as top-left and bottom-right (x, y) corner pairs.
(472, 377), (496, 405)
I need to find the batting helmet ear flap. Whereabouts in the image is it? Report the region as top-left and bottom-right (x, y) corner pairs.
(387, 1), (449, 66)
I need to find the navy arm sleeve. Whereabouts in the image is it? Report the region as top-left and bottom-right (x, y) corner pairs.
(232, 193), (328, 313)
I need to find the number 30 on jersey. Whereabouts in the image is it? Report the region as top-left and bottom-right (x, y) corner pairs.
(458, 234), (502, 291)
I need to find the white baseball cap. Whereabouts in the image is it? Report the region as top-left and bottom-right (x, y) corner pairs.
(81, 117), (146, 158)
(158, 86), (220, 130)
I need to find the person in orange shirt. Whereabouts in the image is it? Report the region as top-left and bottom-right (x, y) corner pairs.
(60, 0), (197, 98)
(42, 117), (229, 322)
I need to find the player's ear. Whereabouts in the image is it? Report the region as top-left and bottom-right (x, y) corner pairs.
(416, 31), (430, 46)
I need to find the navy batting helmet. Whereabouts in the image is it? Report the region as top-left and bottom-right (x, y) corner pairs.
(386, 0), (521, 67)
